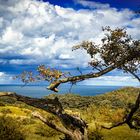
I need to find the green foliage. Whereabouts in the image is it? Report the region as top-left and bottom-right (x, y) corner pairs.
(0, 115), (25, 140)
(0, 96), (16, 104)
(21, 117), (35, 125)
(0, 101), (5, 106)
(73, 27), (140, 73)
(88, 123), (104, 140)
(1, 108), (12, 114)
(35, 123), (62, 138)
(88, 131), (104, 140)
(46, 87), (140, 109)
(102, 125), (140, 140)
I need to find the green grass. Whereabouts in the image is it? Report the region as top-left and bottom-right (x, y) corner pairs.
(102, 125), (140, 140)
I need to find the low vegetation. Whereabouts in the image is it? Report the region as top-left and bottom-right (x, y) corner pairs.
(0, 87), (140, 140)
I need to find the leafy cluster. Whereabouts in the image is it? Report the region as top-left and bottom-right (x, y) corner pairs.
(14, 65), (67, 84)
(73, 27), (140, 72)
(37, 65), (63, 81)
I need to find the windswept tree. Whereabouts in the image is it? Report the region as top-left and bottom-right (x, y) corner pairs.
(0, 27), (140, 140)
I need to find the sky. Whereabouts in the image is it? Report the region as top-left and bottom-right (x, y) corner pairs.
(0, 0), (140, 86)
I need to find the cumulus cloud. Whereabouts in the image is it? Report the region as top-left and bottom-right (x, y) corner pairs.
(0, 0), (140, 70)
(0, 0), (139, 86)
(1, 27), (23, 44)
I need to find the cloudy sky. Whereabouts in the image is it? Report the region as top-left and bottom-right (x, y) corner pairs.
(0, 0), (140, 86)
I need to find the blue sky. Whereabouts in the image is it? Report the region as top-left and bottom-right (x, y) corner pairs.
(0, 0), (140, 86)
(44, 0), (140, 10)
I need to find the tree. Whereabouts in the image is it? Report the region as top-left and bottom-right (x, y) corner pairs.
(0, 27), (140, 140)
(47, 27), (140, 92)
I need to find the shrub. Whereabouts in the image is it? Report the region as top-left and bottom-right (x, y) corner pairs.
(1, 108), (12, 114)
(0, 101), (5, 106)
(35, 123), (62, 138)
(0, 115), (25, 140)
(0, 96), (16, 104)
(88, 130), (104, 140)
(21, 117), (35, 125)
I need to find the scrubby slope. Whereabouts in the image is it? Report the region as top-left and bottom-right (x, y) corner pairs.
(0, 87), (140, 140)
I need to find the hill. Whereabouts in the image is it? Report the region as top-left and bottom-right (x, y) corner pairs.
(46, 87), (140, 109)
(0, 87), (140, 140)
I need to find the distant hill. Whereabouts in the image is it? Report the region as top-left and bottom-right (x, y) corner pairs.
(46, 87), (140, 109)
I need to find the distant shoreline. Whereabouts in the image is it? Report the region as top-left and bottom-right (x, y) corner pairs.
(0, 85), (124, 98)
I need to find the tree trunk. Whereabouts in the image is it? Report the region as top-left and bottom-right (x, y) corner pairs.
(63, 128), (88, 140)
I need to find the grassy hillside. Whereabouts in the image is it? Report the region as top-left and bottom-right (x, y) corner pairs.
(46, 87), (139, 109)
(0, 87), (140, 140)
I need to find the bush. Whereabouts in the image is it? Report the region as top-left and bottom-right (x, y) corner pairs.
(0, 96), (16, 104)
(21, 117), (35, 125)
(35, 123), (62, 138)
(1, 108), (12, 114)
(0, 115), (25, 140)
(88, 130), (104, 140)
(0, 101), (5, 106)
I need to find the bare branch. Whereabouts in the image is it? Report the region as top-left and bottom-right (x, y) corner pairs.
(101, 121), (126, 129)
(32, 112), (73, 136)
(124, 67), (140, 82)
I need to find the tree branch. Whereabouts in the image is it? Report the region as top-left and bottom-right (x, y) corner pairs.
(101, 121), (126, 129)
(0, 92), (63, 115)
(47, 65), (116, 92)
(47, 52), (139, 92)
(32, 111), (73, 136)
(123, 66), (140, 82)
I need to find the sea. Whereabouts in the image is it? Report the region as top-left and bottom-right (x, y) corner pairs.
(0, 85), (122, 98)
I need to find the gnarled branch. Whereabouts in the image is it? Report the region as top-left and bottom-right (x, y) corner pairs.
(32, 111), (73, 136)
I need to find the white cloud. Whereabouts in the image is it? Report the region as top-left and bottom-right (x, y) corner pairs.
(9, 59), (37, 65)
(0, 72), (12, 84)
(0, 0), (139, 69)
(59, 54), (74, 60)
(82, 76), (139, 86)
(33, 34), (55, 47)
(0, 72), (5, 77)
(74, 0), (110, 9)
(1, 27), (23, 44)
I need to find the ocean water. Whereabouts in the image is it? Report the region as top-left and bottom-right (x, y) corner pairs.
(0, 85), (122, 98)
